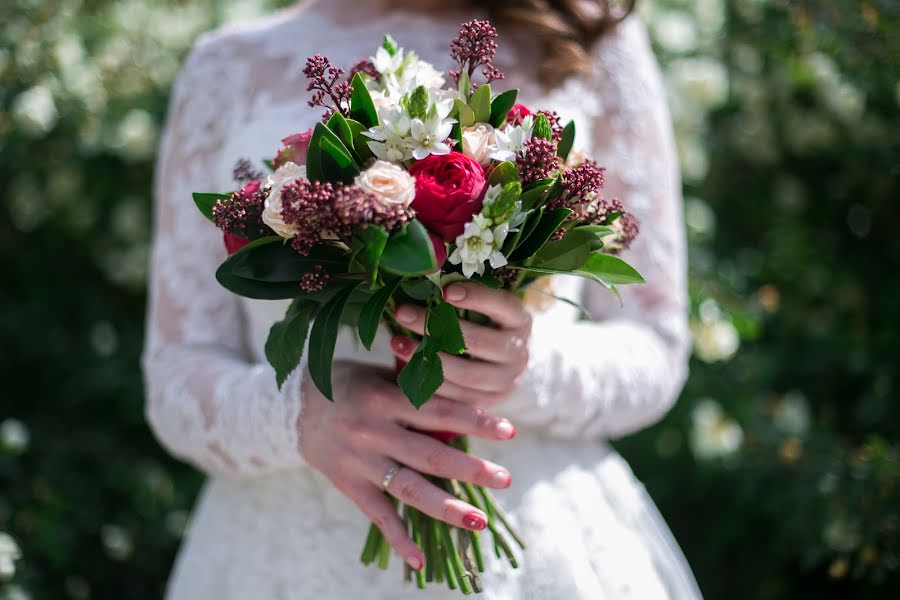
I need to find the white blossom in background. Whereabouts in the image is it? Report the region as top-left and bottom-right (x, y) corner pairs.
(773, 391), (812, 436)
(652, 11), (698, 54)
(12, 84), (59, 137)
(0, 532), (21, 581)
(691, 299), (740, 362)
(684, 197), (716, 237)
(0, 584), (29, 600)
(690, 398), (744, 460)
(100, 524), (133, 561)
(668, 57), (730, 109)
(0, 419), (30, 455)
(111, 109), (158, 161)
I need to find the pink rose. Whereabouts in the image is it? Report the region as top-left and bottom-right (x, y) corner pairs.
(274, 127), (314, 169)
(506, 103), (531, 126)
(408, 152), (486, 242)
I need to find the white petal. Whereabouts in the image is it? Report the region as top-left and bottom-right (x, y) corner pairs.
(462, 262), (476, 278)
(489, 251), (508, 268)
(448, 248), (462, 264)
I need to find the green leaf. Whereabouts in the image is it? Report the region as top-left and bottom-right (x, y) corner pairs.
(265, 299), (317, 390)
(489, 89), (518, 127)
(357, 278), (401, 350)
(508, 208), (572, 262)
(457, 71), (471, 100)
(573, 224), (615, 237)
(470, 84), (492, 123)
(487, 161), (519, 187)
(577, 252), (645, 284)
(397, 337), (444, 408)
(454, 99), (475, 128)
(215, 267), (306, 300)
(192, 192), (229, 222)
(351, 226), (389, 288)
(346, 118), (375, 163)
(557, 120), (575, 160)
(529, 230), (592, 271)
(400, 278), (437, 301)
(226, 237), (347, 282)
(263, 159), (275, 172)
(326, 112), (362, 165)
(349, 72), (379, 128)
(308, 282), (359, 400)
(320, 134), (360, 183)
(427, 301), (466, 354)
(380, 220), (438, 276)
(519, 178), (554, 211)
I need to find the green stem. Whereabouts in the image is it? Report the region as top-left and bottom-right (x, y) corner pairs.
(439, 522), (473, 594)
(360, 523), (382, 565)
(429, 515), (445, 585)
(409, 507), (427, 589)
(377, 533), (391, 570)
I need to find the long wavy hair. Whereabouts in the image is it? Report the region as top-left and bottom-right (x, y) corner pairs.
(476, 0), (637, 84)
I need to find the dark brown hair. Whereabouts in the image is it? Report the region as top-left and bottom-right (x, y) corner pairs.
(477, 0), (637, 84)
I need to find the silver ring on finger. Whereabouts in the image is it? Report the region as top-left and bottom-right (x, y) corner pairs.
(381, 464), (401, 492)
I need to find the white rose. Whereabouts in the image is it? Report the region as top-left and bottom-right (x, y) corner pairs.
(354, 160), (416, 209)
(461, 123), (496, 166)
(262, 161), (306, 238)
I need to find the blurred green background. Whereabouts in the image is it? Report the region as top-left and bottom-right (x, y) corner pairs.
(1, 0), (898, 598)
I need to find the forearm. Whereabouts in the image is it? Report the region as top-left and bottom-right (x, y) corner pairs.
(142, 343), (308, 479)
(495, 316), (688, 440)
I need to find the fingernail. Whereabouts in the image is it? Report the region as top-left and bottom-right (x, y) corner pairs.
(463, 512), (487, 530)
(406, 555), (423, 571)
(494, 470), (511, 488)
(395, 305), (416, 323)
(391, 336), (410, 354)
(444, 285), (466, 302)
(496, 419), (516, 440)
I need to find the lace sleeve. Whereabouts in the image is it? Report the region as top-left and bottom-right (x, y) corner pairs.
(496, 18), (691, 440)
(141, 34), (308, 479)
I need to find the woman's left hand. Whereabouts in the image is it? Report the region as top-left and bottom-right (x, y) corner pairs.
(390, 282), (533, 408)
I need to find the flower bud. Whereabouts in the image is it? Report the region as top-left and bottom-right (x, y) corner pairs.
(532, 114), (553, 141)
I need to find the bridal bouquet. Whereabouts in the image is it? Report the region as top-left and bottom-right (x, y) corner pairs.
(192, 20), (642, 594)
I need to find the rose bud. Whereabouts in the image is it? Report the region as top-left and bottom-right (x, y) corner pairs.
(506, 103), (531, 126)
(273, 127), (314, 169)
(408, 152), (487, 242)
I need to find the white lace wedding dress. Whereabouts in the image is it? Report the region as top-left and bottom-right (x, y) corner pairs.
(142, 2), (701, 598)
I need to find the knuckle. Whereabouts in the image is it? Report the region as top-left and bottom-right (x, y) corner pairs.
(424, 446), (447, 471)
(431, 399), (456, 421)
(397, 480), (424, 506)
(441, 501), (458, 524)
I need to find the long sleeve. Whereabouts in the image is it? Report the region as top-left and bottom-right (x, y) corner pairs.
(497, 18), (690, 440)
(141, 34), (308, 479)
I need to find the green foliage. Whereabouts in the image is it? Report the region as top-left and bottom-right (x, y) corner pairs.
(265, 299), (317, 389)
(379, 220), (438, 276)
(307, 282), (359, 401)
(1, 0), (898, 598)
(397, 337), (444, 409)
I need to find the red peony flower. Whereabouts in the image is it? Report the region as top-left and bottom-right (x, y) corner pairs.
(408, 152), (486, 242)
(274, 127), (314, 169)
(506, 103), (531, 126)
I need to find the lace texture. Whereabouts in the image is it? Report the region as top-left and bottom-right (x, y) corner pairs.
(142, 4), (699, 598)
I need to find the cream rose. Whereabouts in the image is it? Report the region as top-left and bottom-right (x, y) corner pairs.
(353, 160), (416, 209)
(461, 123), (496, 166)
(262, 161), (306, 238)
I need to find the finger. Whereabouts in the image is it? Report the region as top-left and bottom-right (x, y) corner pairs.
(394, 395), (516, 441)
(349, 484), (425, 571)
(390, 336), (522, 393)
(432, 378), (511, 407)
(394, 304), (530, 364)
(443, 283), (532, 331)
(376, 426), (512, 490)
(380, 465), (490, 531)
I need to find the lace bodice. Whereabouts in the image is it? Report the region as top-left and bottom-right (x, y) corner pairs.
(143, 1), (688, 479)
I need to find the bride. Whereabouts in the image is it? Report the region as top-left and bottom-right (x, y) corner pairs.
(142, 0), (700, 597)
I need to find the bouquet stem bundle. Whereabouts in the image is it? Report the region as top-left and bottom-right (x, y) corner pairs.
(360, 434), (525, 594)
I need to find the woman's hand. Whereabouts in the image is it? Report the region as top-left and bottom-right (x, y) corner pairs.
(391, 282), (533, 408)
(298, 362), (516, 571)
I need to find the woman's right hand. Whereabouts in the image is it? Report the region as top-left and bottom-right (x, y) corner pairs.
(298, 361), (516, 571)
